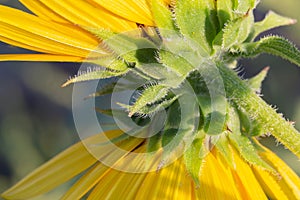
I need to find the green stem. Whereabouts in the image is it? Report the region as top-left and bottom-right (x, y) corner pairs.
(218, 64), (300, 157)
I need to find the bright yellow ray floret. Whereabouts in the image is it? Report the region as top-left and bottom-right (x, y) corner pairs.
(2, 130), (300, 200)
(0, 5), (103, 60)
(20, 0), (138, 30)
(0, 0), (169, 62)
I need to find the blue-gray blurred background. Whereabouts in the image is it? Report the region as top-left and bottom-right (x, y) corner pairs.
(0, 0), (299, 199)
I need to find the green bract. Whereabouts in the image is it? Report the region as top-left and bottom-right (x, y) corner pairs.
(64, 0), (300, 183)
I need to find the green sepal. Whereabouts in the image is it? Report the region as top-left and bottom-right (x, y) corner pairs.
(89, 56), (129, 71)
(222, 13), (253, 49)
(95, 108), (151, 134)
(92, 29), (158, 64)
(144, 132), (163, 169)
(249, 120), (263, 136)
(95, 108), (126, 118)
(226, 105), (241, 134)
(228, 134), (275, 173)
(158, 128), (183, 170)
(216, 0), (234, 28)
(159, 50), (193, 76)
(235, 107), (264, 137)
(235, 0), (256, 15)
(161, 128), (181, 150)
(130, 94), (179, 117)
(228, 101), (264, 139)
(62, 69), (127, 87)
(253, 11), (296, 40)
(233, 36), (300, 67)
(186, 69), (227, 135)
(247, 66), (269, 93)
(89, 28), (158, 67)
(106, 35), (156, 61)
(175, 0), (217, 53)
(196, 95), (227, 135)
(215, 132), (235, 167)
(232, 0), (238, 8)
(183, 131), (205, 186)
(164, 100), (181, 129)
(152, 0), (177, 31)
(99, 115), (162, 145)
(136, 63), (178, 81)
(160, 30), (209, 59)
(235, 107), (251, 135)
(85, 27), (115, 40)
(160, 97), (199, 168)
(147, 132), (162, 153)
(85, 72), (147, 99)
(84, 82), (117, 99)
(127, 84), (169, 117)
(212, 31), (224, 47)
(144, 95), (179, 116)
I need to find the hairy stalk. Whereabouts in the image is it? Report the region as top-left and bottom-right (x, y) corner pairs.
(219, 64), (300, 157)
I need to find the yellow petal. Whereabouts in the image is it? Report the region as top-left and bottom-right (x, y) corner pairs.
(197, 151), (242, 200)
(230, 147), (268, 199)
(87, 168), (145, 200)
(0, 5), (105, 57)
(259, 148), (300, 198)
(61, 136), (146, 200)
(37, 0), (137, 32)
(0, 22), (91, 57)
(91, 0), (155, 25)
(135, 158), (193, 199)
(87, 145), (148, 200)
(1, 130), (125, 200)
(66, 161), (145, 200)
(0, 54), (84, 62)
(0, 35), (60, 55)
(19, 0), (70, 23)
(252, 167), (289, 200)
(61, 163), (111, 200)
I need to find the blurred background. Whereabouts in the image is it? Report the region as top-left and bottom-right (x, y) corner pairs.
(0, 0), (299, 199)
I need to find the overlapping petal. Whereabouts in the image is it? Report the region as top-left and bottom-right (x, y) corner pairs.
(1, 130), (144, 199)
(90, 0), (155, 26)
(0, 0), (171, 62)
(259, 148), (300, 198)
(3, 128), (299, 200)
(19, 0), (70, 23)
(0, 5), (106, 60)
(20, 0), (137, 32)
(0, 54), (84, 62)
(198, 151), (243, 199)
(0, 0), (143, 62)
(230, 147), (267, 199)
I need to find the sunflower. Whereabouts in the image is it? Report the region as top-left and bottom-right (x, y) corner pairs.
(1, 0), (300, 199)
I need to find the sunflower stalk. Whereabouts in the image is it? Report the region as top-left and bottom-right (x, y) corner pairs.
(218, 64), (300, 157)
